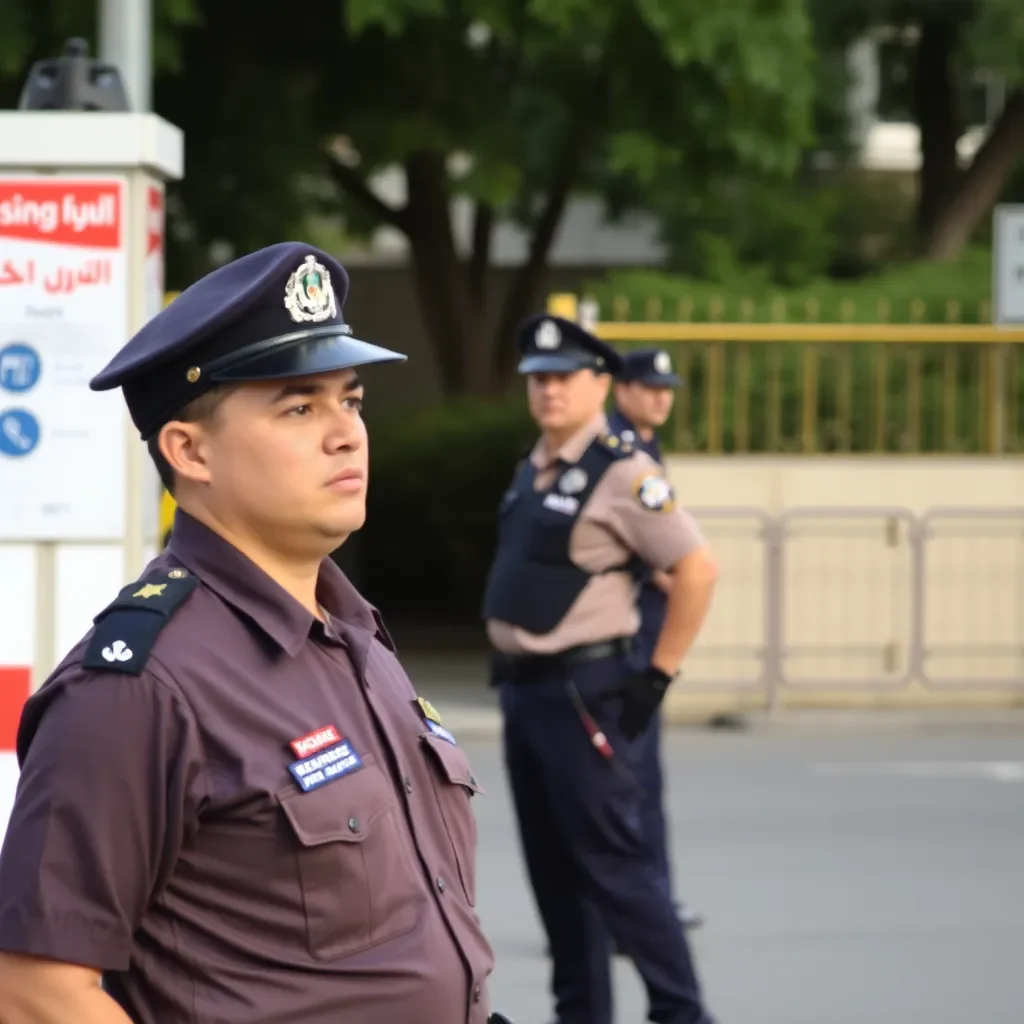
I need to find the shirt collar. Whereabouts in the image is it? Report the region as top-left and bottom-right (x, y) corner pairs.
(610, 405), (662, 460)
(166, 510), (385, 655)
(530, 413), (608, 471)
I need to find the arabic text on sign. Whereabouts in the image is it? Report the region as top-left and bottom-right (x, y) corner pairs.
(0, 259), (112, 292)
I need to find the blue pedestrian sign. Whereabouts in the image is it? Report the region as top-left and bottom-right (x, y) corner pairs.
(0, 343), (41, 393)
(0, 408), (40, 457)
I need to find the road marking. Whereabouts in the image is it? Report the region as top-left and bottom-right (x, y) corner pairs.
(813, 760), (1024, 783)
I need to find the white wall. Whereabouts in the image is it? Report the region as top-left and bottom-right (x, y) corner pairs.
(662, 456), (1024, 716)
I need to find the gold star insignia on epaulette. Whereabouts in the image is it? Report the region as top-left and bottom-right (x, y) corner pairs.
(417, 697), (442, 724)
(133, 583), (167, 599)
(605, 435), (619, 448)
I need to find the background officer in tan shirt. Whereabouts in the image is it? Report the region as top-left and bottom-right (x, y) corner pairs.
(481, 314), (719, 1024)
(0, 243), (509, 1024)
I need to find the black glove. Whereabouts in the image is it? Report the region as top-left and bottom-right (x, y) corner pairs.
(617, 665), (673, 741)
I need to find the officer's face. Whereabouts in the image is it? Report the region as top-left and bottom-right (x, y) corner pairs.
(165, 368), (369, 553)
(527, 369), (610, 432)
(614, 381), (675, 428)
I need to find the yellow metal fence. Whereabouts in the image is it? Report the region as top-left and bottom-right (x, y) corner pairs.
(548, 294), (1024, 455)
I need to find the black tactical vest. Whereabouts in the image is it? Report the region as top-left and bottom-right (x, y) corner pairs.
(481, 436), (641, 636)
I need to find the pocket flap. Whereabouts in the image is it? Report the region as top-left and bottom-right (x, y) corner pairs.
(422, 733), (485, 795)
(278, 757), (390, 847)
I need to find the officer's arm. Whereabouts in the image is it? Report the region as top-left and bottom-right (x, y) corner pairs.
(0, 955), (131, 1024)
(0, 664), (205, 1020)
(600, 455), (717, 675)
(649, 543), (718, 676)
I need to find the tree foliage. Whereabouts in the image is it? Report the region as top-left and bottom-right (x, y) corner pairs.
(322, 0), (815, 392)
(0, 0), (816, 395)
(810, 0), (1024, 260)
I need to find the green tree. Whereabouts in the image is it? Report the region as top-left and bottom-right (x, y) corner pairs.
(0, 1), (817, 396)
(812, 0), (1024, 260)
(325, 0), (816, 393)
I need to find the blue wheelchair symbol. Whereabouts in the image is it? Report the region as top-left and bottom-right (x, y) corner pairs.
(0, 343), (41, 393)
(0, 408), (40, 457)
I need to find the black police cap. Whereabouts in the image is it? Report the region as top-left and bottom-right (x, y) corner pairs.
(616, 347), (683, 387)
(90, 242), (406, 440)
(515, 314), (623, 376)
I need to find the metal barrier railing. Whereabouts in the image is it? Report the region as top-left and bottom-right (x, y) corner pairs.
(679, 505), (1024, 698)
(547, 293), (1024, 455)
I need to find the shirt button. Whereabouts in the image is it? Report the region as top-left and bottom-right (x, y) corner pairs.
(348, 817), (361, 834)
(436, 876), (446, 893)
(404, 776), (413, 794)
(473, 984), (482, 1003)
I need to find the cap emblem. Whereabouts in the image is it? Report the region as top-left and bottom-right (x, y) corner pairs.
(535, 319), (561, 350)
(654, 351), (672, 375)
(284, 254), (338, 324)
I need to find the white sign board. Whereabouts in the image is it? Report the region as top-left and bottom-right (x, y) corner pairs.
(993, 204), (1024, 325)
(0, 176), (129, 540)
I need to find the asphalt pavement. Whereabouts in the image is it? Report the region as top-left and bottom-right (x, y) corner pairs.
(465, 719), (1024, 1024)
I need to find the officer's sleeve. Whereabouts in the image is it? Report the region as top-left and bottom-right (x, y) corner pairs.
(598, 454), (708, 571)
(0, 662), (206, 971)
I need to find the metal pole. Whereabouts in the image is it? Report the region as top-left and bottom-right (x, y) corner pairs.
(99, 0), (151, 112)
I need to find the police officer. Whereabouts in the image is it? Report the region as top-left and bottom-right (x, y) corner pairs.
(482, 315), (718, 1024)
(609, 347), (704, 931)
(0, 243), (511, 1024)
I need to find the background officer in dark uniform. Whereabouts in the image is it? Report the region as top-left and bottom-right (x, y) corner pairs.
(482, 315), (719, 1024)
(0, 243), (511, 1024)
(609, 347), (704, 931)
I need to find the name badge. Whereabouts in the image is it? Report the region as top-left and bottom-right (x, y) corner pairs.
(542, 493), (579, 516)
(289, 740), (363, 793)
(426, 719), (458, 745)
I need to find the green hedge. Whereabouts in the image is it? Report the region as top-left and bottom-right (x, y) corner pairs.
(585, 246), (994, 324)
(359, 396), (536, 618)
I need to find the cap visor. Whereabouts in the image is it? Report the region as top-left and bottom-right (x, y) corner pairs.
(634, 373), (683, 387)
(211, 333), (407, 382)
(517, 354), (595, 375)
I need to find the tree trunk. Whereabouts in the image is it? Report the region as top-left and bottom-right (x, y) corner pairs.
(404, 151), (490, 395)
(925, 90), (1024, 261)
(913, 18), (962, 242)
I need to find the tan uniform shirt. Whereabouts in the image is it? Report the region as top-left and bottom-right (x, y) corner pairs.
(0, 511), (494, 1024)
(486, 414), (706, 654)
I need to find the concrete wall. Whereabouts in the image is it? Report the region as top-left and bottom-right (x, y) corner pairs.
(661, 456), (1024, 716)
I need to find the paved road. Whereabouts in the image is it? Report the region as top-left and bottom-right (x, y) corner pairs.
(466, 722), (1024, 1024)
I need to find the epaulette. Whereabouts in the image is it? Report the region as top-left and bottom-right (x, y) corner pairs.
(597, 432), (635, 457)
(82, 567), (199, 675)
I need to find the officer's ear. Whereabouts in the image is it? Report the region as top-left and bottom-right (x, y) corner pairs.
(155, 387), (234, 491)
(593, 370), (611, 403)
(159, 419), (214, 490)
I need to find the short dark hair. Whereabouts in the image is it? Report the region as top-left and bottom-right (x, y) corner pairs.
(147, 387), (232, 496)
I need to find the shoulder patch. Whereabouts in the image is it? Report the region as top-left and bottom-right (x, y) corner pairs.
(633, 473), (676, 513)
(82, 568), (200, 675)
(597, 432), (634, 458)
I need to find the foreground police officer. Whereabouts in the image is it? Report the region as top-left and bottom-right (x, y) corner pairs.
(609, 347), (704, 932)
(0, 243), (509, 1024)
(482, 315), (718, 1024)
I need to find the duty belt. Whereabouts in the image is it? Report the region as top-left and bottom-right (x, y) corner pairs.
(490, 637), (633, 682)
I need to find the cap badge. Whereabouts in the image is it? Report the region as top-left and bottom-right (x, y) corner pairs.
(535, 319), (561, 350)
(284, 254), (337, 324)
(654, 351), (672, 375)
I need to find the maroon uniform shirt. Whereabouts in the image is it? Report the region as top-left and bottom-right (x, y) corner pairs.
(0, 511), (495, 1023)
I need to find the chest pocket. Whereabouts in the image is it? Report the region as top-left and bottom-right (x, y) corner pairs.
(421, 734), (484, 906)
(278, 752), (420, 960)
